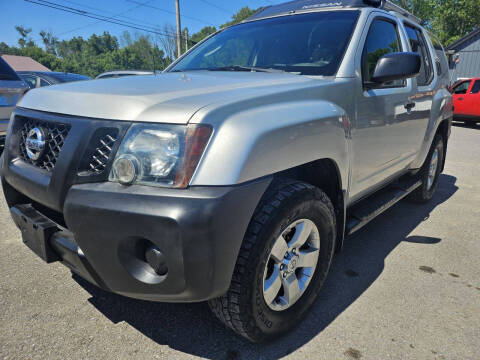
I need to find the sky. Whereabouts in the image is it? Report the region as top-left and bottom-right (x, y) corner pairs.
(0, 0), (285, 48)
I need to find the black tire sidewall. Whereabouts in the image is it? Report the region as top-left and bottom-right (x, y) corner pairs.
(247, 188), (335, 338)
(419, 136), (444, 201)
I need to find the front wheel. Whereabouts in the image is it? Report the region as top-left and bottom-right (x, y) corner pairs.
(209, 180), (336, 342)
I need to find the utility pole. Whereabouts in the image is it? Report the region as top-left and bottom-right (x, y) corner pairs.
(175, 0), (182, 58)
(184, 28), (189, 52)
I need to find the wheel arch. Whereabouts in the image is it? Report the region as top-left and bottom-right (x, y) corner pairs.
(273, 158), (346, 252)
(435, 118), (451, 172)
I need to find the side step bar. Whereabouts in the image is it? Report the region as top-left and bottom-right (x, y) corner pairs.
(346, 177), (422, 235)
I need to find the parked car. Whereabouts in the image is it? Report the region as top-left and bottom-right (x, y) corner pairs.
(95, 70), (155, 79)
(0, 57), (29, 155)
(451, 77), (480, 124)
(18, 71), (91, 89)
(1, 0), (453, 342)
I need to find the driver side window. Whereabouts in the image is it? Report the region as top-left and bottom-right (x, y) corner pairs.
(362, 18), (404, 88)
(453, 81), (471, 94)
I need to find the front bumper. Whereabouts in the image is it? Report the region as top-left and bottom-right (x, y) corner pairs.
(2, 171), (271, 302)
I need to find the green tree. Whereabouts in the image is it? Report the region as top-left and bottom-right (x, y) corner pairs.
(2, 27), (172, 77)
(39, 30), (58, 55)
(187, 7), (259, 47)
(15, 25), (34, 48)
(189, 26), (217, 46)
(221, 7), (259, 28)
(391, 0), (480, 46)
(431, 0), (480, 45)
(391, 0), (435, 25)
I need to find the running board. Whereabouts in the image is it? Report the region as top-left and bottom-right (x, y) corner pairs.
(346, 177), (422, 235)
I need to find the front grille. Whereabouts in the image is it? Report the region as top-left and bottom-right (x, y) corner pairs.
(79, 128), (119, 175)
(19, 118), (70, 171)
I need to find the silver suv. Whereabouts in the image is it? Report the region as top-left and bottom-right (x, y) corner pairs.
(1, 0), (452, 342)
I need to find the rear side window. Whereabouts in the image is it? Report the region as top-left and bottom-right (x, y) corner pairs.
(22, 75), (37, 89)
(404, 25), (433, 86)
(362, 19), (403, 87)
(453, 81), (471, 94)
(471, 80), (480, 94)
(0, 57), (21, 81)
(428, 33), (448, 76)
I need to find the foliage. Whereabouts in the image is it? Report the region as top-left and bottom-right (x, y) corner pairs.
(1, 30), (168, 78)
(189, 26), (217, 45)
(15, 26), (35, 49)
(220, 7), (258, 28)
(188, 6), (258, 46)
(391, 0), (435, 26)
(39, 30), (58, 55)
(430, 0), (480, 45)
(391, 0), (480, 45)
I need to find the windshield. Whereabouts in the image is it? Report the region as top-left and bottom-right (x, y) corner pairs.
(170, 11), (359, 76)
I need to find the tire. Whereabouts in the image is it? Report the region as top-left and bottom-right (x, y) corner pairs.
(208, 179), (336, 342)
(408, 134), (444, 203)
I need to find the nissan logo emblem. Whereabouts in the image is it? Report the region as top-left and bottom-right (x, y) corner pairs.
(25, 127), (46, 161)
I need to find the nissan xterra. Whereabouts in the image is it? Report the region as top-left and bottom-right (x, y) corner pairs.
(1, 0), (453, 342)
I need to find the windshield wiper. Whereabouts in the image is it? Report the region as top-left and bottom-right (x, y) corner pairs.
(207, 65), (285, 73)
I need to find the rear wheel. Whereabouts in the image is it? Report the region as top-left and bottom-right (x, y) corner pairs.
(408, 134), (444, 203)
(209, 180), (336, 342)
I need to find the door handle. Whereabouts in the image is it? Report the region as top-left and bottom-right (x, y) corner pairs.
(404, 102), (416, 111)
(458, 97), (464, 100)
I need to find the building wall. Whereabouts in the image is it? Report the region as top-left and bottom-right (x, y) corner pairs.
(449, 32), (480, 81)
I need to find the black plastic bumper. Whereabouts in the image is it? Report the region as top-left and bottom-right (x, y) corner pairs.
(2, 177), (271, 302)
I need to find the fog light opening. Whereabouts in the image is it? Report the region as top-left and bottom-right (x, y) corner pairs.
(144, 243), (168, 276)
(118, 238), (168, 284)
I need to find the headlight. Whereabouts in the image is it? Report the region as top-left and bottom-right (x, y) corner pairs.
(109, 123), (212, 188)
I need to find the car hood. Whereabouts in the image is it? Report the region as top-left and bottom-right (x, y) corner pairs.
(18, 71), (321, 124)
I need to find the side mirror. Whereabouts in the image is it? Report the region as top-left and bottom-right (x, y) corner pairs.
(371, 52), (421, 84)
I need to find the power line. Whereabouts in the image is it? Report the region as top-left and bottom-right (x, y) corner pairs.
(197, 0), (231, 14)
(126, 0), (216, 26)
(51, 0), (159, 41)
(60, 0), (161, 29)
(24, 0), (187, 41)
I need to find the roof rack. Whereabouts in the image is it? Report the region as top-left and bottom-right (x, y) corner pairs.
(246, 0), (423, 25)
(382, 1), (423, 25)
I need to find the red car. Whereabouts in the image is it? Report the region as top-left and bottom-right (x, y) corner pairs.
(452, 77), (480, 124)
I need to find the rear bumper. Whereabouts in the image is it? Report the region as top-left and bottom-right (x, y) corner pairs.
(2, 176), (271, 302)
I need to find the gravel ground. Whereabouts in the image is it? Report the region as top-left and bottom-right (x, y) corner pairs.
(0, 123), (479, 360)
